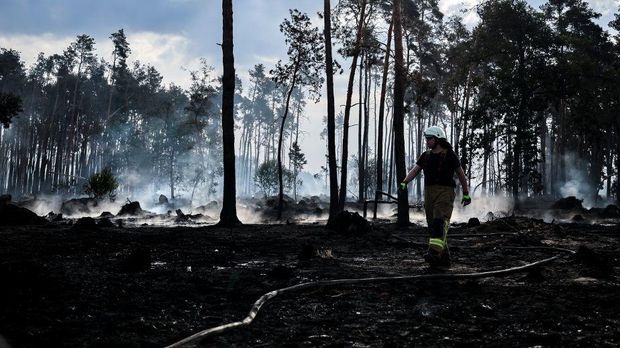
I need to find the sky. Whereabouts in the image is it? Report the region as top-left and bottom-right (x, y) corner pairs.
(1, 0), (618, 174)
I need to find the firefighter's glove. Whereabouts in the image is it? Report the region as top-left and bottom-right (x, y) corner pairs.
(399, 182), (407, 191)
(461, 192), (471, 206)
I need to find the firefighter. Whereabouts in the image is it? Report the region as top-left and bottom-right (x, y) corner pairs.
(400, 126), (471, 268)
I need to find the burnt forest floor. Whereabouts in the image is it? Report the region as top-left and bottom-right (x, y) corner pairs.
(0, 216), (619, 347)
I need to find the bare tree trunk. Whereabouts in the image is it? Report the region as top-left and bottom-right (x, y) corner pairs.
(362, 55), (370, 200)
(387, 107), (394, 196)
(166, 147), (173, 199)
(338, 0), (367, 211)
(376, 20), (392, 200)
(415, 106), (422, 200)
(358, 56), (364, 203)
(218, 0), (241, 226)
(324, 0), (339, 226)
(393, 0), (409, 226)
(615, 117), (620, 204)
(277, 63), (299, 220)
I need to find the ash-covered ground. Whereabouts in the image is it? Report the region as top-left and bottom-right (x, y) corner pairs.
(0, 194), (619, 347)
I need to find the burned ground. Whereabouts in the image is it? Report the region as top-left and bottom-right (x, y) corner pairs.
(0, 215), (618, 347)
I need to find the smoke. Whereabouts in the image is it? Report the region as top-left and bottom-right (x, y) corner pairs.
(558, 154), (600, 209)
(295, 171), (328, 197)
(18, 194), (64, 216)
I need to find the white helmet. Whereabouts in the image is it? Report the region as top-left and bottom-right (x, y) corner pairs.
(424, 126), (446, 140)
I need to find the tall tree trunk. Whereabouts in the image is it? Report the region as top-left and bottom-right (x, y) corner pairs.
(106, 52), (117, 120)
(324, 0), (339, 226)
(415, 106), (422, 200)
(393, 0), (409, 226)
(358, 57), (364, 203)
(513, 49), (527, 208)
(615, 117), (620, 204)
(277, 63), (299, 220)
(482, 123), (489, 196)
(387, 108), (394, 196)
(218, 0), (241, 226)
(362, 56), (370, 200)
(338, 0), (367, 211)
(375, 20), (392, 206)
(169, 148), (175, 200)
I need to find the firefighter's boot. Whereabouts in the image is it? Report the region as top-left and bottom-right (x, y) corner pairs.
(425, 218), (451, 269)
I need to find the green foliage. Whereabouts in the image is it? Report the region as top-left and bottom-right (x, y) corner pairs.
(255, 160), (293, 198)
(289, 141), (307, 174)
(84, 168), (119, 200)
(271, 9), (325, 100)
(289, 141), (307, 198)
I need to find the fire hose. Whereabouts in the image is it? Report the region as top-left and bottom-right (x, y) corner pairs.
(166, 246), (575, 348)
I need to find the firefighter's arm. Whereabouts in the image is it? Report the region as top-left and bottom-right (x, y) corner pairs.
(400, 165), (422, 189)
(456, 167), (471, 205)
(456, 167), (469, 193)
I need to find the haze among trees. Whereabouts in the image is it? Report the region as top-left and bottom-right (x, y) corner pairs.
(1, 0), (619, 225)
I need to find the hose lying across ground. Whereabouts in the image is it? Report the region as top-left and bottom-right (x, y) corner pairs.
(166, 247), (574, 348)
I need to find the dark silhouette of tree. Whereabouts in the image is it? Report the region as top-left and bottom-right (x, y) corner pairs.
(217, 0), (241, 226)
(0, 2), (618, 206)
(323, 0), (340, 226)
(0, 92), (22, 128)
(335, 0), (368, 211)
(393, 0), (409, 226)
(540, 0), (617, 203)
(107, 29), (131, 120)
(374, 20), (392, 218)
(611, 7), (620, 203)
(471, 0), (551, 207)
(0, 49), (24, 128)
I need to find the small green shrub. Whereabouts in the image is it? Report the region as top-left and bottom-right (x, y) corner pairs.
(84, 167), (119, 200)
(254, 160), (293, 198)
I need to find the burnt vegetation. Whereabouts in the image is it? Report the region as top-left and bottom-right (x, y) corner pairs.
(1, 0), (620, 347)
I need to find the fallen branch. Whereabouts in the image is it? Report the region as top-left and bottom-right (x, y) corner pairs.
(166, 254), (562, 347)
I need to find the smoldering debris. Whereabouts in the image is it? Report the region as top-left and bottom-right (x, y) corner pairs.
(98, 217), (115, 228)
(174, 209), (211, 223)
(195, 200), (220, 212)
(590, 205), (620, 219)
(0, 196), (47, 226)
(1, 191), (618, 227)
(251, 194), (329, 222)
(515, 195), (620, 223)
(117, 201), (146, 216)
(3, 213), (618, 347)
(73, 217), (98, 228)
(0, 194), (10, 205)
(46, 212), (64, 222)
(552, 196), (585, 211)
(329, 210), (372, 235)
(467, 217), (481, 227)
(60, 198), (100, 216)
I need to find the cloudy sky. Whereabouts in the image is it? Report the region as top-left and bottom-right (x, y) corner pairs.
(1, 0), (618, 173)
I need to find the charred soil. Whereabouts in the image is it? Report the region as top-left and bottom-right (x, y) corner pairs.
(0, 217), (619, 347)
